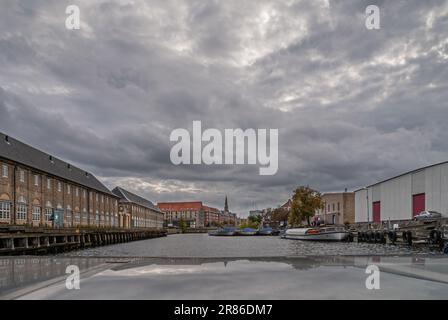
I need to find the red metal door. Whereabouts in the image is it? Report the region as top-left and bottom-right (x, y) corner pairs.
(412, 193), (425, 216)
(372, 201), (381, 223)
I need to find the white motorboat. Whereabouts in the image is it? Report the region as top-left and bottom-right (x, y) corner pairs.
(283, 226), (350, 241)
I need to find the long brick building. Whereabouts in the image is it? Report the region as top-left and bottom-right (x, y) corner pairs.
(157, 201), (205, 228)
(0, 132), (122, 228)
(158, 201), (239, 228)
(112, 187), (164, 229)
(0, 132), (161, 230)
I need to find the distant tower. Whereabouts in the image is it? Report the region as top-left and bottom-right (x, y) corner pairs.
(224, 196), (229, 213)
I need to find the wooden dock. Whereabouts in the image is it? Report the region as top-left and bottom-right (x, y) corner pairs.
(0, 226), (167, 255)
(351, 218), (448, 252)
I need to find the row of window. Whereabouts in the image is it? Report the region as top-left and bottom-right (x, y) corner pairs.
(131, 216), (160, 228)
(1, 164), (117, 207)
(320, 202), (341, 213)
(0, 202), (121, 225)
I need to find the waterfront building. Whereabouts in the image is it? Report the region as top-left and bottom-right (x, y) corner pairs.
(280, 199), (292, 212)
(314, 192), (355, 225)
(355, 161), (448, 223)
(203, 205), (220, 227)
(219, 211), (237, 226)
(157, 201), (205, 228)
(112, 187), (164, 229)
(0, 132), (120, 228)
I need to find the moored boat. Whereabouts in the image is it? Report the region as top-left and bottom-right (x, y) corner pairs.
(257, 227), (274, 236)
(283, 226), (349, 241)
(208, 227), (237, 236)
(238, 228), (257, 236)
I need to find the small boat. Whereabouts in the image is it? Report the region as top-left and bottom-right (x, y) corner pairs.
(238, 228), (257, 236)
(208, 227), (237, 236)
(257, 227), (274, 236)
(283, 226), (349, 241)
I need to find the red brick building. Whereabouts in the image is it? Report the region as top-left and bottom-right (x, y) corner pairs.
(157, 201), (205, 228)
(203, 205), (220, 227)
(0, 132), (122, 228)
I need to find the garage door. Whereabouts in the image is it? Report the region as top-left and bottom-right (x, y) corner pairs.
(372, 201), (381, 223)
(412, 193), (425, 217)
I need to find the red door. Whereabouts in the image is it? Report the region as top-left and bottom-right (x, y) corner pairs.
(412, 193), (425, 216)
(372, 201), (381, 223)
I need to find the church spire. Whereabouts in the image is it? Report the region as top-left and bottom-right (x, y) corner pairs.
(224, 195), (229, 213)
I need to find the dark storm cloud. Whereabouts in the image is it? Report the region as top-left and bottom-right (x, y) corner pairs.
(0, 0), (447, 215)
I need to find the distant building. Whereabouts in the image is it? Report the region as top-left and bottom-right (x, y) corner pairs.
(249, 210), (262, 217)
(238, 217), (248, 226)
(280, 199), (292, 212)
(157, 201), (205, 228)
(219, 211), (237, 226)
(355, 161), (448, 223)
(203, 205), (220, 227)
(0, 132), (120, 228)
(314, 192), (355, 225)
(112, 187), (164, 229)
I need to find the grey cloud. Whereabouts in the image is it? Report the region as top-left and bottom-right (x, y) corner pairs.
(0, 0), (447, 215)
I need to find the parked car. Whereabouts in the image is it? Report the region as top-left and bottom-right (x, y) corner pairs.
(414, 210), (442, 221)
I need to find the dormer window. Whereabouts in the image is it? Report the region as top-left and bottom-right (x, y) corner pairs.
(4, 135), (10, 144)
(67, 164), (71, 170)
(49, 155), (54, 163)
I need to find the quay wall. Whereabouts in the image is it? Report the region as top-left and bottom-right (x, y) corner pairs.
(0, 226), (167, 255)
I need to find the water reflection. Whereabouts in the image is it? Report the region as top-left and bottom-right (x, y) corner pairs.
(0, 257), (106, 295)
(63, 234), (443, 257)
(1, 255), (448, 299)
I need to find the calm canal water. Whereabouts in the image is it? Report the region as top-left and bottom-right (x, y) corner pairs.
(63, 234), (442, 257)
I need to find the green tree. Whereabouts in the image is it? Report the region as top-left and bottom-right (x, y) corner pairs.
(248, 214), (262, 227)
(288, 186), (324, 227)
(178, 218), (187, 233)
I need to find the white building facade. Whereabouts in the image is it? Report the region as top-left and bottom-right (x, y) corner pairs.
(355, 161), (448, 223)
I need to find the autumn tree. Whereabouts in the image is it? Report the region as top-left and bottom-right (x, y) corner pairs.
(271, 207), (289, 225)
(288, 186), (324, 227)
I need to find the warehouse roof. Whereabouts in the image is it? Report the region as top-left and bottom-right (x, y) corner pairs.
(355, 160), (448, 192)
(112, 187), (162, 213)
(0, 132), (116, 196)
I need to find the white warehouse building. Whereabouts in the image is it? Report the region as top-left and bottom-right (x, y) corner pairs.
(355, 161), (448, 223)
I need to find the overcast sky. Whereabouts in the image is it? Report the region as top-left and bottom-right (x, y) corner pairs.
(1, 0), (447, 216)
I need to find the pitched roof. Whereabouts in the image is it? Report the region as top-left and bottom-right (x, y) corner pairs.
(281, 199), (291, 208)
(0, 132), (116, 196)
(112, 187), (162, 213)
(157, 201), (203, 211)
(354, 160), (448, 192)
